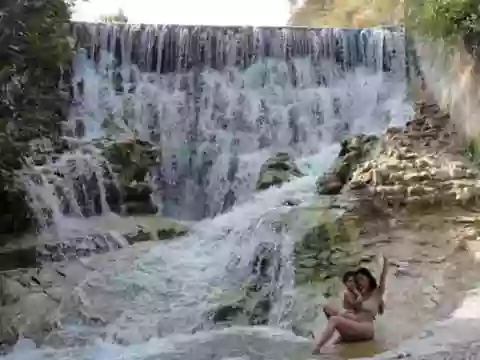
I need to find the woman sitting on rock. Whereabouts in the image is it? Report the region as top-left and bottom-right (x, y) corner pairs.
(312, 255), (388, 354)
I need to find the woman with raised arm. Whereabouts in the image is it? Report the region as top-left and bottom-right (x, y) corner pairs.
(312, 255), (388, 354)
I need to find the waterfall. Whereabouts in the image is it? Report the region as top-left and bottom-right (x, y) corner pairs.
(6, 24), (414, 360)
(65, 24), (408, 220)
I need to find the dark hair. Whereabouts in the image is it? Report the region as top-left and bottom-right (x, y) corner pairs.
(355, 267), (378, 291)
(342, 271), (356, 284)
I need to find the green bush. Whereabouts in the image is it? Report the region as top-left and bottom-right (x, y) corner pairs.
(408, 0), (480, 41)
(466, 137), (480, 163)
(0, 0), (74, 233)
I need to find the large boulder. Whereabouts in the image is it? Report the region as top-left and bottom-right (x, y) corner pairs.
(256, 152), (303, 190)
(292, 206), (362, 284)
(316, 134), (379, 195)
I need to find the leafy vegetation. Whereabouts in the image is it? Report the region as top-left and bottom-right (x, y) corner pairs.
(0, 0), (74, 233)
(99, 8), (128, 23)
(289, 0), (479, 43)
(406, 0), (480, 41)
(289, 0), (404, 28)
(466, 138), (480, 164)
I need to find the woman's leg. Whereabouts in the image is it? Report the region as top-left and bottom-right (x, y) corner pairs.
(312, 316), (374, 353)
(340, 311), (360, 321)
(322, 304), (339, 319)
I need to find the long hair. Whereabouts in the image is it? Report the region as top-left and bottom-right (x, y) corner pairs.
(355, 267), (384, 315)
(342, 270), (356, 284)
(355, 267), (378, 290)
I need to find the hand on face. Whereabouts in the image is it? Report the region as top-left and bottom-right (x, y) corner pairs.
(345, 277), (357, 292)
(355, 273), (370, 294)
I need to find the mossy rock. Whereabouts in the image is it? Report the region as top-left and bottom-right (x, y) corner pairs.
(256, 152), (303, 190)
(317, 134), (379, 195)
(156, 218), (189, 240)
(316, 173), (344, 195)
(102, 138), (160, 184)
(124, 226), (154, 244)
(115, 181), (157, 215)
(123, 182), (152, 202)
(211, 301), (245, 323)
(257, 170), (290, 190)
(209, 284), (273, 326)
(292, 207), (361, 284)
(0, 247), (38, 271)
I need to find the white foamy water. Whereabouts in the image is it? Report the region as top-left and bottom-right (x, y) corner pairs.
(66, 25), (410, 220)
(8, 25), (412, 360)
(5, 148), (336, 360)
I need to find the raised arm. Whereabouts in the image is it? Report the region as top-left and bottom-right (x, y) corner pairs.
(378, 254), (388, 295)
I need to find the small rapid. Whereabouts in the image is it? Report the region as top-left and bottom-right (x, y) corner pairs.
(3, 25), (413, 360)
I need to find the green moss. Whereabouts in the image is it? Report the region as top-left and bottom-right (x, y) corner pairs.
(292, 206), (362, 284)
(102, 139), (159, 185)
(256, 152), (303, 191)
(156, 218), (189, 240)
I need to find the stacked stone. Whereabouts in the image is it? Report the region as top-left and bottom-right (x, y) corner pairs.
(349, 101), (480, 208)
(386, 100), (452, 151)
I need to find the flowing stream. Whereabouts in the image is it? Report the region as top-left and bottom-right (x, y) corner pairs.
(3, 25), (413, 360)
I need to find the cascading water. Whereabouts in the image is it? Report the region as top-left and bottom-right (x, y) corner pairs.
(67, 23), (409, 220)
(5, 24), (413, 360)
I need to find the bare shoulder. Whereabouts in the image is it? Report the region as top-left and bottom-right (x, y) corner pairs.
(343, 290), (354, 300)
(343, 290), (356, 306)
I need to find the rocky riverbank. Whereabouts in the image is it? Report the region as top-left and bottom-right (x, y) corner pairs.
(341, 99), (480, 358)
(249, 97), (480, 358)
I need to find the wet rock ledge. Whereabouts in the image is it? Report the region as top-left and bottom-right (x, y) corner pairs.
(0, 219), (189, 272)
